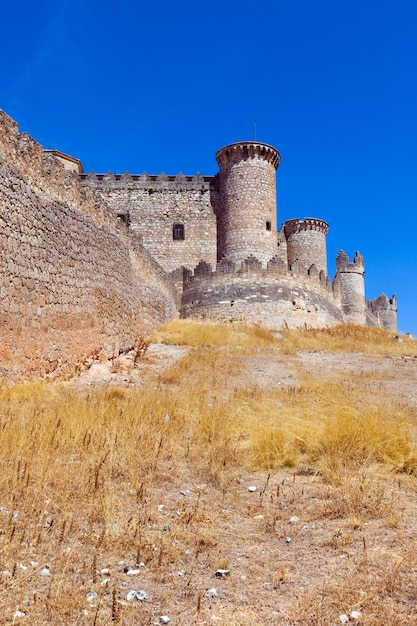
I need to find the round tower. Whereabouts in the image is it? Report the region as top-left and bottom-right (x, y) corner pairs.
(336, 251), (366, 325)
(215, 141), (280, 267)
(284, 218), (329, 275)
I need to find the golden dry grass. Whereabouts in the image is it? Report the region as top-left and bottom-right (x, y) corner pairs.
(0, 322), (417, 624)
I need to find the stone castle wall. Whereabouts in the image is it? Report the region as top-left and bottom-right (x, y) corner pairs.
(180, 257), (343, 329)
(0, 110), (177, 379)
(81, 172), (218, 274)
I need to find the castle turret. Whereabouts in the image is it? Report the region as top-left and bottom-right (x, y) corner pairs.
(215, 141), (280, 267)
(284, 218), (329, 275)
(336, 250), (366, 324)
(367, 294), (398, 332)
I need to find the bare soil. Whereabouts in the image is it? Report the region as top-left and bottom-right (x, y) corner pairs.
(56, 344), (417, 626)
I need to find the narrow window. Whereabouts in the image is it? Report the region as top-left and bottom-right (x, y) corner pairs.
(173, 223), (185, 240)
(266, 220), (272, 231)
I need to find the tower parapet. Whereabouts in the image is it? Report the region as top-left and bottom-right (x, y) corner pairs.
(215, 141), (280, 267)
(284, 218), (329, 275)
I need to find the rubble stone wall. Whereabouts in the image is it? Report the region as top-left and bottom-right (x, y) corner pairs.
(0, 110), (177, 379)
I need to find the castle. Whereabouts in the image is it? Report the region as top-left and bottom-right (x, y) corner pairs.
(79, 140), (397, 332)
(0, 110), (397, 378)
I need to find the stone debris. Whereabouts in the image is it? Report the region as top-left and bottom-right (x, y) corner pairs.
(205, 587), (218, 598)
(247, 486), (257, 492)
(215, 569), (230, 578)
(13, 611), (26, 619)
(40, 566), (51, 576)
(289, 515), (299, 523)
(126, 589), (148, 601)
(86, 591), (99, 602)
(160, 616), (170, 624)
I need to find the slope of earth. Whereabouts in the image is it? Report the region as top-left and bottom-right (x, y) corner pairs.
(1, 323), (417, 626)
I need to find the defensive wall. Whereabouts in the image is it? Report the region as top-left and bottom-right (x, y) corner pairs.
(81, 171), (218, 274)
(180, 256), (344, 329)
(0, 110), (177, 379)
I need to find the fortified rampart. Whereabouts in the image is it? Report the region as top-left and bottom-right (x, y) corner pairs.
(0, 110), (399, 379)
(180, 257), (343, 329)
(0, 110), (177, 378)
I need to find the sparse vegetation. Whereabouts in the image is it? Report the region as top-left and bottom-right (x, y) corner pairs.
(0, 321), (417, 624)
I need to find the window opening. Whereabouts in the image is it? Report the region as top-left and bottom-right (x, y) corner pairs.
(173, 223), (185, 240)
(266, 220), (272, 231)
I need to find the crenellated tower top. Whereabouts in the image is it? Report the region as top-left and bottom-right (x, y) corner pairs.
(216, 141), (281, 169)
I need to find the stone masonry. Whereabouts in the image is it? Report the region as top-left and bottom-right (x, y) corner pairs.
(0, 112), (398, 377)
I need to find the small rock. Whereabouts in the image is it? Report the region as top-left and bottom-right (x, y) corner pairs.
(18, 563), (28, 570)
(100, 577), (111, 586)
(158, 504), (164, 512)
(126, 589), (148, 601)
(100, 567), (110, 575)
(289, 516), (299, 524)
(41, 566), (51, 576)
(248, 486), (257, 492)
(120, 581), (129, 588)
(339, 615), (349, 624)
(349, 610), (362, 620)
(215, 569), (230, 577)
(205, 587), (218, 598)
(180, 489), (191, 496)
(285, 537), (292, 543)
(86, 591), (98, 602)
(13, 611), (26, 618)
(160, 617), (170, 624)
(253, 514), (264, 519)
(126, 568), (141, 576)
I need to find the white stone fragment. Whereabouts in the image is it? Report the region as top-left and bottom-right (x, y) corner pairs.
(160, 616), (170, 624)
(289, 515), (299, 523)
(86, 591), (98, 602)
(349, 610), (362, 620)
(215, 569), (230, 577)
(339, 615), (349, 624)
(41, 566), (51, 576)
(248, 486), (257, 492)
(205, 587), (218, 598)
(13, 611), (26, 618)
(126, 589), (148, 601)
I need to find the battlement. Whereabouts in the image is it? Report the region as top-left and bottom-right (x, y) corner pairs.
(216, 141), (281, 169)
(284, 218), (329, 236)
(181, 254), (333, 295)
(336, 250), (364, 273)
(81, 171), (216, 192)
(180, 255), (343, 329)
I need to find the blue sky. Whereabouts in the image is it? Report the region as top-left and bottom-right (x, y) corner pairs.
(1, 0), (416, 334)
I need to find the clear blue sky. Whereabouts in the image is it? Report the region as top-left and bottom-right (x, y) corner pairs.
(1, 0), (416, 334)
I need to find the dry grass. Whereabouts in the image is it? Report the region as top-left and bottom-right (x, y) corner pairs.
(0, 322), (417, 624)
(279, 323), (417, 356)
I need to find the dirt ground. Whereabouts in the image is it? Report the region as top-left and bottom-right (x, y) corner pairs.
(55, 344), (417, 626)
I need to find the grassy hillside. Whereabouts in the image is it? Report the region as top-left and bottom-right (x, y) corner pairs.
(0, 322), (416, 625)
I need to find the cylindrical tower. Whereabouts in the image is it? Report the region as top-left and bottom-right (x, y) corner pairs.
(215, 141), (280, 267)
(336, 251), (366, 325)
(284, 218), (329, 275)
